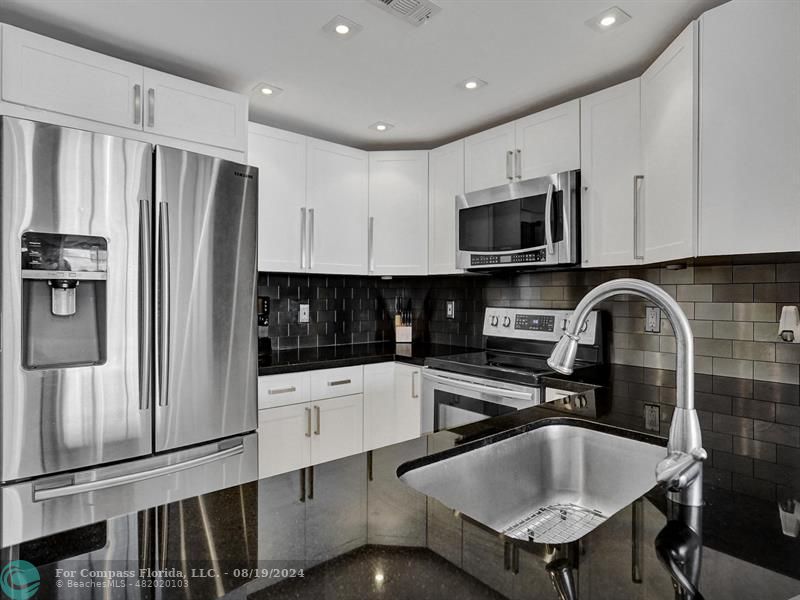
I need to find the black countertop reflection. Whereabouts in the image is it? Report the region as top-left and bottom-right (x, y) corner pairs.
(414, 367), (800, 588)
(258, 342), (478, 375)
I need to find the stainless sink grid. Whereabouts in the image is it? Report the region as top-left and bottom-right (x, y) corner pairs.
(503, 503), (606, 544)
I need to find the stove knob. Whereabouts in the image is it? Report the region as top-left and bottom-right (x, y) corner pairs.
(502, 316), (512, 328)
(490, 315), (499, 327)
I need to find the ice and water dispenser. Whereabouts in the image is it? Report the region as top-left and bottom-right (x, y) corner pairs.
(21, 232), (108, 369)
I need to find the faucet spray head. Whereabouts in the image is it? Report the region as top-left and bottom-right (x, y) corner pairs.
(547, 333), (579, 375)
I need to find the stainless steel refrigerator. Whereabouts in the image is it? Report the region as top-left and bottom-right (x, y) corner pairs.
(0, 118), (258, 594)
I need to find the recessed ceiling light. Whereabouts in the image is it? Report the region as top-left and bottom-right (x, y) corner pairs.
(252, 83), (283, 97)
(323, 15), (363, 38)
(369, 121), (394, 132)
(586, 6), (631, 32)
(458, 77), (487, 91)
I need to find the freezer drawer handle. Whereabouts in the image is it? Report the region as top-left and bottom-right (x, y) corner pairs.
(328, 379), (351, 387)
(32, 443), (244, 502)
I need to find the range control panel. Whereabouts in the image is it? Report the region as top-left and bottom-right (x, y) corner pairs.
(482, 308), (599, 345)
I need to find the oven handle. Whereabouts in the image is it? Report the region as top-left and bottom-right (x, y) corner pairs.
(424, 372), (535, 402)
(544, 182), (555, 255)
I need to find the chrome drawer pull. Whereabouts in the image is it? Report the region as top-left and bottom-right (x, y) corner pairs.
(328, 379), (351, 387)
(268, 386), (296, 395)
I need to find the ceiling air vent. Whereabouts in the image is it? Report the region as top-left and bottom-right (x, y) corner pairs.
(366, 0), (442, 27)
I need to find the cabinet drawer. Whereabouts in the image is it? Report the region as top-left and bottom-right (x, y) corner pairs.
(310, 366), (363, 400)
(258, 373), (310, 409)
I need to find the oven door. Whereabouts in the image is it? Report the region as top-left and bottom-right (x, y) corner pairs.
(456, 171), (577, 269)
(422, 369), (541, 433)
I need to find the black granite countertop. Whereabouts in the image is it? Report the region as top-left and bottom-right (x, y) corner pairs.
(408, 364), (800, 594)
(258, 342), (478, 376)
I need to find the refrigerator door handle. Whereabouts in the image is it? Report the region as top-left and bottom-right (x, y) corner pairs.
(139, 199), (153, 411)
(157, 202), (171, 407)
(32, 443), (245, 501)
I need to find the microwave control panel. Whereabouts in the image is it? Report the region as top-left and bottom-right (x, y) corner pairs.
(470, 249), (547, 266)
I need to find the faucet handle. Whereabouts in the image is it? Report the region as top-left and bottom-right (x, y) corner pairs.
(656, 448), (707, 492)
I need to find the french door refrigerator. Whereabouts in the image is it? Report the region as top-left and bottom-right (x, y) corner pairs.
(0, 118), (258, 595)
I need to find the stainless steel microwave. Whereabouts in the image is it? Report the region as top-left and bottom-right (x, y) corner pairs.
(456, 170), (579, 270)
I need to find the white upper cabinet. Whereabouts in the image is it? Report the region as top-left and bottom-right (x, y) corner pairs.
(580, 79), (643, 268)
(428, 139), (464, 275)
(2, 25), (142, 130)
(464, 122), (516, 192)
(248, 123), (307, 272)
(368, 151), (429, 276)
(515, 99), (580, 181)
(307, 139), (369, 275)
(698, 0), (800, 256)
(464, 101), (580, 193)
(142, 69), (247, 152)
(641, 21), (698, 264)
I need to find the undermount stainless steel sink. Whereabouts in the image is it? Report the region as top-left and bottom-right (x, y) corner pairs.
(399, 421), (666, 544)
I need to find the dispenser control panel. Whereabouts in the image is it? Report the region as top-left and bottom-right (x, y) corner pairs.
(21, 232), (108, 279)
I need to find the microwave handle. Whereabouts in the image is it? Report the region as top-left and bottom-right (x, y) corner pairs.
(544, 183), (555, 255)
(424, 372), (535, 402)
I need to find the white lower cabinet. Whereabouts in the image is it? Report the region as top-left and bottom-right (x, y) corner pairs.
(363, 362), (422, 451)
(258, 403), (313, 478)
(309, 394), (364, 465)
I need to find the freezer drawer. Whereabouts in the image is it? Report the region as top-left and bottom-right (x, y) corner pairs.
(0, 433), (257, 547)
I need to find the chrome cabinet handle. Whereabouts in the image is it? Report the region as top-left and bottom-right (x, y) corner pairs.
(157, 202), (171, 407)
(411, 371), (419, 399)
(314, 405), (321, 435)
(506, 151), (513, 181)
(544, 183), (555, 255)
(147, 88), (155, 127)
(300, 207), (307, 269)
(268, 386), (296, 395)
(33, 443), (244, 501)
(307, 466), (314, 500)
(299, 468), (306, 502)
(305, 407), (312, 438)
(515, 149), (522, 179)
(133, 84), (142, 125)
(138, 199), (153, 410)
(308, 208), (315, 269)
(328, 379), (351, 387)
(368, 216), (375, 273)
(633, 175), (645, 260)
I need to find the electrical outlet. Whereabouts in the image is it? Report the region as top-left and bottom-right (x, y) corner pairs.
(644, 404), (660, 432)
(298, 303), (310, 324)
(645, 306), (661, 333)
(446, 300), (455, 319)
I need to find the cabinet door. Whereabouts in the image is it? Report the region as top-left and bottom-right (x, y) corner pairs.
(310, 394), (364, 465)
(699, 0), (800, 256)
(428, 140), (464, 275)
(248, 124), (307, 272)
(641, 21), (698, 263)
(368, 151), (429, 276)
(580, 79), (643, 268)
(256, 471), (306, 589)
(257, 404), (312, 479)
(367, 437), (427, 546)
(394, 363), (423, 443)
(306, 139), (369, 274)
(515, 99), (580, 180)
(363, 363), (397, 451)
(305, 454), (367, 565)
(143, 69), (247, 151)
(2, 25), (143, 130)
(464, 122), (516, 192)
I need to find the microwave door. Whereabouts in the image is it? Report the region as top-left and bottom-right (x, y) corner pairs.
(154, 147), (258, 453)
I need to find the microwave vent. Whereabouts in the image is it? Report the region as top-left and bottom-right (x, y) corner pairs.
(366, 0), (442, 26)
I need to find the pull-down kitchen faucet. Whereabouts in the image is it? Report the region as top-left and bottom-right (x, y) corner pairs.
(547, 278), (706, 507)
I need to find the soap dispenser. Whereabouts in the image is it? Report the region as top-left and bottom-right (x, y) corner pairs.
(778, 306), (800, 343)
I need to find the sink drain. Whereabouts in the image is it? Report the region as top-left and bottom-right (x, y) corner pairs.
(503, 503), (607, 544)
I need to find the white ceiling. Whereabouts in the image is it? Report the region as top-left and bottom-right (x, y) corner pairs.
(0, 0), (727, 150)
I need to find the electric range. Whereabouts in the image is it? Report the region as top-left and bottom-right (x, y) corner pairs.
(421, 307), (605, 432)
